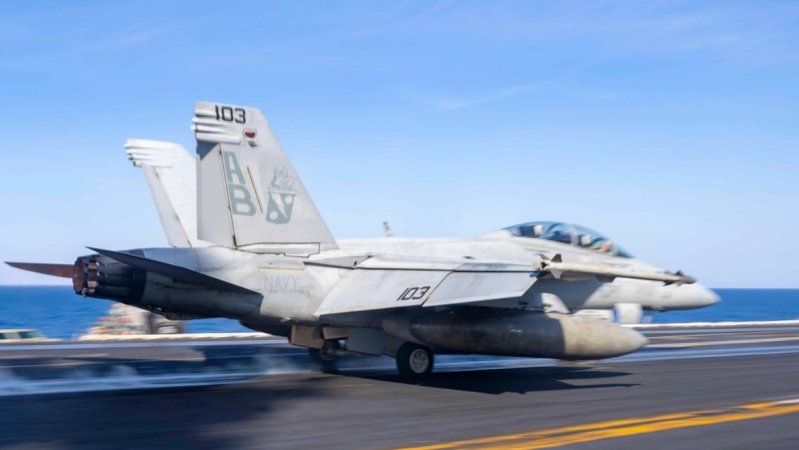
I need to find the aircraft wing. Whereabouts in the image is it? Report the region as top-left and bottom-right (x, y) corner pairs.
(313, 253), (696, 317)
(313, 256), (538, 316)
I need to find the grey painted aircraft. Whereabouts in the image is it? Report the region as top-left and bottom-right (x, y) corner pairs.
(8, 102), (717, 378)
(123, 138), (718, 325)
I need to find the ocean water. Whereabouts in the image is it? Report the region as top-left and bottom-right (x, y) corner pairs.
(0, 286), (797, 340)
(650, 288), (799, 324)
(0, 286), (248, 339)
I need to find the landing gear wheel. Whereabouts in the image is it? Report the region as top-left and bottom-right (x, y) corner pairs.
(396, 343), (434, 380)
(308, 341), (340, 373)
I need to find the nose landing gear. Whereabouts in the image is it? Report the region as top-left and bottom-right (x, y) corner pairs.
(308, 340), (342, 373)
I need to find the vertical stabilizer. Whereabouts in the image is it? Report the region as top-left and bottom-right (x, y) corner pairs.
(126, 139), (207, 248)
(192, 101), (337, 254)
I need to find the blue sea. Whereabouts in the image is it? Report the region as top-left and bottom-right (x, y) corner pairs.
(0, 286), (249, 339)
(0, 286), (798, 340)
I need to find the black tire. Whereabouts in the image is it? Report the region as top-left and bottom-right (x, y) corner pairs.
(308, 344), (338, 373)
(396, 343), (434, 380)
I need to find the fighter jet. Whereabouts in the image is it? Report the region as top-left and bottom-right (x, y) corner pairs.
(7, 102), (717, 379)
(124, 139), (718, 324)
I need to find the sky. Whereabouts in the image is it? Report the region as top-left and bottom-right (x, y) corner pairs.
(1, 0), (798, 288)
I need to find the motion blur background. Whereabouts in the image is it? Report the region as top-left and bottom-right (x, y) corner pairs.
(1, 0), (798, 288)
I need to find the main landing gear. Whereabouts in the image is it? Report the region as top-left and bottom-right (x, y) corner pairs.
(307, 340), (435, 380)
(396, 343), (434, 380)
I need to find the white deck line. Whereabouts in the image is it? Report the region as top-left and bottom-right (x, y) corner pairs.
(627, 320), (799, 330)
(77, 332), (274, 341)
(2, 320), (798, 347)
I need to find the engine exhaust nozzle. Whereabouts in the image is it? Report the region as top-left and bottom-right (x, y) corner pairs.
(72, 254), (146, 301)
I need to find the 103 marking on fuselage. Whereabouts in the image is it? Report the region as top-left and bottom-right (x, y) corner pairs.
(397, 286), (432, 301)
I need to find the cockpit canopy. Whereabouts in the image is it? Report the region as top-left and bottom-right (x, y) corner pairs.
(504, 221), (632, 258)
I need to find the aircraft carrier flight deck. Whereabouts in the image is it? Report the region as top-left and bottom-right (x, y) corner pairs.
(1, 323), (798, 450)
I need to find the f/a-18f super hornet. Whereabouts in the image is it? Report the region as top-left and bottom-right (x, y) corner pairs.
(122, 138), (718, 325)
(8, 102), (717, 379)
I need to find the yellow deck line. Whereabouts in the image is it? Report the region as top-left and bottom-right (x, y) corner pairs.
(398, 399), (799, 450)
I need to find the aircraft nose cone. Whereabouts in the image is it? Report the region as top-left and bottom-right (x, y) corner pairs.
(669, 282), (720, 309)
(692, 283), (721, 306)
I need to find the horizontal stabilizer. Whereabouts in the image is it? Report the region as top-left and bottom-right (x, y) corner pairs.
(5, 262), (73, 278)
(87, 247), (259, 295)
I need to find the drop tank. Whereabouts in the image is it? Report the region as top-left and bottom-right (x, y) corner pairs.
(384, 307), (647, 360)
